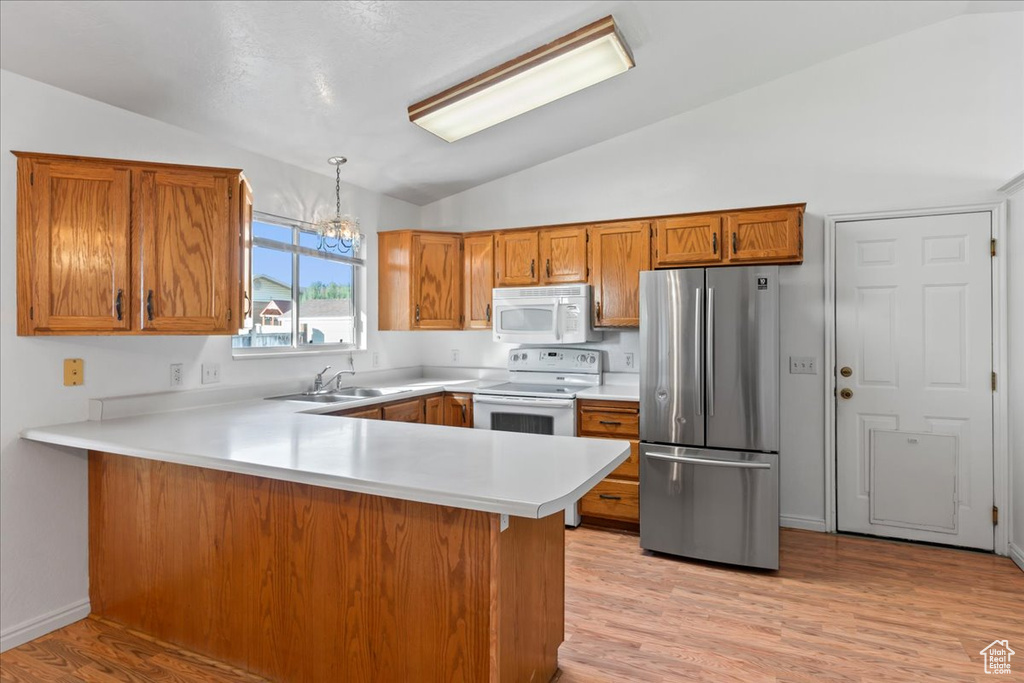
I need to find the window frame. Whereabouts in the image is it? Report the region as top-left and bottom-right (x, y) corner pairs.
(233, 211), (365, 358)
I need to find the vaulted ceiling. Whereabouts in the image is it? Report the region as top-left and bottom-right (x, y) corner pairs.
(1, 1), (1013, 204)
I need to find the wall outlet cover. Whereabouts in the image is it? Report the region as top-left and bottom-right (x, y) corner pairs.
(372, 352), (380, 368)
(201, 363), (221, 384)
(451, 349), (460, 364)
(624, 352), (635, 369)
(789, 356), (817, 375)
(170, 363), (184, 387)
(63, 358), (84, 387)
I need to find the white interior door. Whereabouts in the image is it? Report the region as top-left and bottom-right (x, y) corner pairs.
(835, 211), (993, 550)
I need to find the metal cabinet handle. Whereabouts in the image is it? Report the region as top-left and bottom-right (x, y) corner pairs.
(712, 233), (718, 254)
(485, 303), (491, 322)
(244, 291), (251, 316)
(530, 259), (535, 278)
(146, 290), (154, 321)
(415, 304), (421, 323)
(546, 259), (551, 278)
(460, 403), (467, 422)
(598, 420), (622, 426)
(732, 232), (738, 254)
(595, 300), (601, 322)
(598, 494), (622, 500)
(114, 289), (124, 321)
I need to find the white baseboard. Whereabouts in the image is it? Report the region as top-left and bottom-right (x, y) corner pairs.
(0, 598), (90, 652)
(1010, 542), (1024, 574)
(780, 514), (828, 532)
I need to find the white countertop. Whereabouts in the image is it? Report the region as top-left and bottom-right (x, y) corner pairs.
(23, 377), (631, 520)
(576, 384), (640, 402)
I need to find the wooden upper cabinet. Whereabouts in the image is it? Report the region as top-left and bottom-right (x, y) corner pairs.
(378, 231), (463, 331)
(17, 157), (133, 334)
(495, 230), (539, 286)
(539, 226), (587, 284)
(463, 233), (494, 329)
(135, 168), (238, 333)
(412, 232), (462, 329)
(588, 221), (651, 328)
(15, 152), (246, 336)
(725, 208), (803, 264)
(653, 214), (722, 268)
(238, 175), (254, 331)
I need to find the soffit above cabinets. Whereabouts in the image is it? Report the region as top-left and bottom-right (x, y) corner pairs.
(0, 1), (995, 205)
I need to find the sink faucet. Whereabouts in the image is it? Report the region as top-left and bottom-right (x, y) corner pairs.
(310, 356), (356, 394)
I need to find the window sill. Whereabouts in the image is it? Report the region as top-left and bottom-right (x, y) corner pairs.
(232, 345), (363, 361)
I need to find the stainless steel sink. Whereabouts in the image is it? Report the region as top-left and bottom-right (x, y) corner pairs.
(332, 387), (389, 397)
(265, 392), (360, 404)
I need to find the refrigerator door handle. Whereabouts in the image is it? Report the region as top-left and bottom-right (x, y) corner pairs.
(706, 287), (715, 417)
(695, 288), (703, 416)
(646, 452), (772, 470)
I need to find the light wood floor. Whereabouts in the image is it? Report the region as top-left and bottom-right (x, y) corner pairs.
(2, 528), (1021, 682)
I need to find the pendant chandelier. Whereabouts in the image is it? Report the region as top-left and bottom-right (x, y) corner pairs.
(313, 156), (362, 254)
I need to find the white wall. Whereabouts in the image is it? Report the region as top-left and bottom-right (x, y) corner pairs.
(0, 70), (423, 646)
(1006, 175), (1024, 572)
(422, 14), (1024, 529)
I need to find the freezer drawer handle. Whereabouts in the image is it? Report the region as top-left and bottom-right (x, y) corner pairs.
(646, 452), (772, 469)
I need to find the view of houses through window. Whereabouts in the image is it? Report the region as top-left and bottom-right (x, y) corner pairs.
(232, 215), (361, 352)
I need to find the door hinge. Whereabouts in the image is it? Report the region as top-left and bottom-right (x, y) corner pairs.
(993, 505), (999, 525)
(992, 372), (997, 391)
(990, 238), (996, 257)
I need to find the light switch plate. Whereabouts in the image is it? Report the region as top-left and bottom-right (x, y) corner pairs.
(63, 358), (84, 386)
(790, 356), (817, 375)
(201, 363), (220, 384)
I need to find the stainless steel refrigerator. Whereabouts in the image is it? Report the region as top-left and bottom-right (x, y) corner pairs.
(639, 266), (780, 569)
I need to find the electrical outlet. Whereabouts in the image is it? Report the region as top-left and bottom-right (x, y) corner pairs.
(201, 362), (221, 384)
(372, 352), (380, 368)
(624, 352), (635, 369)
(789, 356), (817, 375)
(170, 363), (183, 387)
(451, 349), (461, 364)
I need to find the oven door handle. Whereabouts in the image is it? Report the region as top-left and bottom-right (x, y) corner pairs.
(473, 396), (576, 409)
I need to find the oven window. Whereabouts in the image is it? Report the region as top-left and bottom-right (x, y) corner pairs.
(498, 307), (553, 332)
(490, 413), (555, 435)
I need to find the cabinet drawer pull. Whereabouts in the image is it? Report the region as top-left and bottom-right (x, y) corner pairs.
(598, 494), (622, 500)
(485, 303), (491, 322)
(546, 259), (551, 278)
(712, 233), (718, 254)
(114, 289), (124, 321)
(530, 259), (535, 278)
(732, 232), (738, 254)
(146, 290), (154, 321)
(595, 300), (601, 321)
(415, 304), (421, 323)
(598, 420), (622, 426)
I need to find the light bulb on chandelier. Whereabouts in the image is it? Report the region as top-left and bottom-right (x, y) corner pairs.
(312, 156), (362, 254)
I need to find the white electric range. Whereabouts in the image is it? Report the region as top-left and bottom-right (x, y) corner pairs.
(473, 347), (602, 526)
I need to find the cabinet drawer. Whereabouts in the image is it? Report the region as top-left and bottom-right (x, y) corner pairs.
(609, 441), (639, 481)
(580, 479), (639, 523)
(578, 409), (639, 439)
(383, 398), (425, 423)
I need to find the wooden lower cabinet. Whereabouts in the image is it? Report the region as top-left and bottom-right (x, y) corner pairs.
(444, 392), (474, 428)
(331, 392), (470, 427)
(383, 397), (425, 423)
(425, 394), (444, 425)
(577, 399), (640, 528)
(337, 405), (382, 420)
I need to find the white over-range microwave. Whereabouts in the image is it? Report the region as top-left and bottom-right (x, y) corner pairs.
(492, 284), (602, 345)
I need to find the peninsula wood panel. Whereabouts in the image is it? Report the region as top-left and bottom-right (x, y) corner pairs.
(462, 233), (494, 329)
(412, 232), (462, 329)
(539, 226), (587, 284)
(588, 222), (650, 328)
(495, 230), (539, 286)
(16, 157), (132, 334)
(334, 405), (383, 420)
(725, 207), (803, 264)
(653, 214), (722, 267)
(87, 451), (563, 683)
(444, 392), (474, 428)
(383, 397), (426, 423)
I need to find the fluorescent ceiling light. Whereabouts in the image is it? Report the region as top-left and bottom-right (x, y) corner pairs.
(409, 16), (634, 143)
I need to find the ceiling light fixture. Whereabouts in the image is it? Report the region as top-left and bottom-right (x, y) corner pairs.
(408, 15), (634, 143)
(313, 156), (362, 254)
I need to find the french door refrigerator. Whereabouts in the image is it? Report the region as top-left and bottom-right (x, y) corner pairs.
(639, 266), (780, 569)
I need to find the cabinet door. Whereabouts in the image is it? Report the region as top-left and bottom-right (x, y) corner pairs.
(18, 158), (132, 334)
(425, 395), (444, 425)
(383, 398), (425, 423)
(444, 393), (474, 428)
(238, 175), (254, 330)
(589, 221), (651, 328)
(539, 226), (587, 283)
(334, 406), (382, 420)
(495, 231), (539, 286)
(135, 167), (237, 333)
(463, 233), (494, 329)
(412, 233), (461, 329)
(653, 214), (722, 267)
(724, 208), (802, 264)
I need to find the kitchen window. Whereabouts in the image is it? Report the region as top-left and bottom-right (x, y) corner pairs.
(232, 213), (363, 355)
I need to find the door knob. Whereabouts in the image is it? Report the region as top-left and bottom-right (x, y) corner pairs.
(839, 388), (853, 400)
(840, 366), (853, 377)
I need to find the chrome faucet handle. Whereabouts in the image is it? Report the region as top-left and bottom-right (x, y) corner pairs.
(312, 366), (332, 392)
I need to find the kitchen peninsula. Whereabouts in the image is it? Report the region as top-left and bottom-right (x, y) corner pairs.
(22, 390), (630, 682)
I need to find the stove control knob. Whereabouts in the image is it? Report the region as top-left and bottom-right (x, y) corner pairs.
(588, 355), (596, 364)
(512, 354), (520, 362)
(576, 354), (586, 363)
(521, 352), (528, 361)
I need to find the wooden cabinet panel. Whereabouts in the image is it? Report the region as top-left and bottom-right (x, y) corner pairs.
(238, 175), (254, 330)
(539, 226), (587, 284)
(579, 479), (639, 523)
(332, 405), (382, 420)
(412, 233), (462, 329)
(588, 222), (650, 328)
(578, 406), (640, 440)
(444, 393), (474, 428)
(383, 397), (425, 423)
(425, 394), (444, 425)
(463, 233), (494, 329)
(653, 214), (722, 267)
(725, 208), (802, 264)
(609, 441), (640, 481)
(495, 230), (539, 286)
(135, 167), (237, 333)
(17, 157), (132, 334)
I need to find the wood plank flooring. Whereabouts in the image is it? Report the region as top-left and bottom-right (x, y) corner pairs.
(2, 528), (1022, 682)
